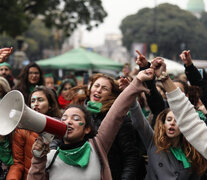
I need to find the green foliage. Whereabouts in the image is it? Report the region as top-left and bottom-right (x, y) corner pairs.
(200, 12), (207, 30)
(24, 19), (60, 61)
(0, 19), (59, 61)
(0, 34), (16, 48)
(120, 3), (207, 59)
(0, 0), (107, 37)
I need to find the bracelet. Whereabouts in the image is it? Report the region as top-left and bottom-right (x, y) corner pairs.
(157, 71), (169, 82)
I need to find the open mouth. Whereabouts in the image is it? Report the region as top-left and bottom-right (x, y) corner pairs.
(93, 94), (101, 101)
(67, 127), (73, 133)
(33, 108), (40, 112)
(168, 127), (175, 134)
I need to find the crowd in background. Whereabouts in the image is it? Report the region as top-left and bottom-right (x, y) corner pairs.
(0, 47), (207, 180)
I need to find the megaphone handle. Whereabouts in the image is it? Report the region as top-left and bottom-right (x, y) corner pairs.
(33, 147), (45, 158)
(33, 132), (55, 158)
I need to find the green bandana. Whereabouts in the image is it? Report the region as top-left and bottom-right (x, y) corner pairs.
(0, 136), (13, 166)
(44, 73), (54, 78)
(142, 107), (150, 119)
(86, 101), (102, 114)
(170, 147), (191, 168)
(29, 85), (35, 93)
(58, 141), (91, 168)
(197, 110), (206, 121)
(0, 62), (12, 69)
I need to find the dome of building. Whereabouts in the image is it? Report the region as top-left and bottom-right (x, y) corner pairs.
(187, 0), (205, 13)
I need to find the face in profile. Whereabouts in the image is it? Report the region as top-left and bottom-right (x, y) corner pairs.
(61, 107), (91, 144)
(90, 77), (112, 103)
(28, 67), (40, 84)
(30, 91), (50, 115)
(164, 111), (180, 139)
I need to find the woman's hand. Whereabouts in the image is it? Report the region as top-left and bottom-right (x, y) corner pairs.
(136, 68), (154, 82)
(118, 76), (130, 91)
(32, 136), (50, 158)
(135, 50), (148, 68)
(150, 57), (177, 92)
(150, 57), (166, 78)
(180, 50), (192, 67)
(0, 47), (13, 63)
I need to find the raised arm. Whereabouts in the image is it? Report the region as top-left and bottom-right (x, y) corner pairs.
(97, 69), (153, 153)
(130, 98), (154, 149)
(180, 50), (207, 108)
(151, 57), (207, 159)
(180, 50), (200, 84)
(136, 50), (165, 117)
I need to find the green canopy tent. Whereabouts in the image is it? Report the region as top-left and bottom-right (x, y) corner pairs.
(36, 48), (123, 75)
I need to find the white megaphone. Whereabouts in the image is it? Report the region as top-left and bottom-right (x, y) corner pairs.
(0, 90), (67, 138)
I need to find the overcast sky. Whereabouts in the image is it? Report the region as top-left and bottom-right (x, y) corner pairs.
(81, 0), (207, 47)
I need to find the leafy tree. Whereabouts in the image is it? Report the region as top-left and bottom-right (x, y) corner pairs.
(0, 0), (107, 37)
(0, 34), (16, 48)
(23, 19), (60, 61)
(0, 19), (62, 61)
(120, 3), (207, 59)
(200, 12), (207, 30)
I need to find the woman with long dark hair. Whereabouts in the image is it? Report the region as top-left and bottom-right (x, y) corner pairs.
(14, 62), (44, 104)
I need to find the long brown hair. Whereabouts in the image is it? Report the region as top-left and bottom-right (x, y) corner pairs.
(87, 73), (121, 112)
(28, 86), (62, 118)
(187, 85), (202, 108)
(71, 73), (121, 112)
(154, 108), (207, 175)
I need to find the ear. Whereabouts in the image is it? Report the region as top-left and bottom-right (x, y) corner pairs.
(84, 126), (91, 135)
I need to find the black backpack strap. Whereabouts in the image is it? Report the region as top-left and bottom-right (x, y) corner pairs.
(46, 150), (59, 171)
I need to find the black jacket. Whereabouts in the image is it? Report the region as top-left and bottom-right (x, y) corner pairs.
(185, 64), (207, 109)
(140, 63), (166, 128)
(91, 110), (143, 180)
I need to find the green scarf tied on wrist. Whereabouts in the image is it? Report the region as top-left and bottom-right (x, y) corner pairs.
(170, 147), (191, 168)
(196, 110), (206, 121)
(58, 141), (91, 168)
(0, 136), (13, 166)
(86, 101), (102, 114)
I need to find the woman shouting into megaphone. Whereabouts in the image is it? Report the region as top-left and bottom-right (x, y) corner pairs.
(27, 69), (153, 180)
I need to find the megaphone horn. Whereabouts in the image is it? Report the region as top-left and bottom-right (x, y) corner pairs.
(0, 90), (67, 137)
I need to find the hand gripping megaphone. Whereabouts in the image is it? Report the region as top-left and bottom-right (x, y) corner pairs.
(0, 90), (67, 138)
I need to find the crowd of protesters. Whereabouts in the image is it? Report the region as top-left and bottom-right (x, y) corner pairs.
(0, 47), (207, 180)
